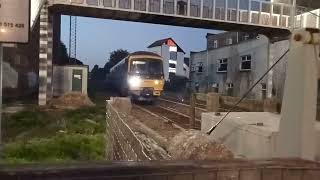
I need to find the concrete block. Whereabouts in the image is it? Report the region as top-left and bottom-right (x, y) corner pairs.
(207, 93), (220, 112)
(202, 112), (280, 158)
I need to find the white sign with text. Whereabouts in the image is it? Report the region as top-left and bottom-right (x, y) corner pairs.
(0, 0), (30, 43)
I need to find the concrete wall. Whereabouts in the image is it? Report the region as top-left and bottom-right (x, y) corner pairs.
(270, 40), (289, 102)
(202, 112), (320, 160)
(52, 65), (88, 97)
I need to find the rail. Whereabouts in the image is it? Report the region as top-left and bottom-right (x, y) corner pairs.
(51, 0), (294, 30)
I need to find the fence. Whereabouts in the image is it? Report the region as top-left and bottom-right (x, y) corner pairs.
(1, 159), (320, 179)
(195, 92), (277, 112)
(106, 99), (154, 161)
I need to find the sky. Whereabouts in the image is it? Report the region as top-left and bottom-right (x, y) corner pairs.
(60, 15), (219, 70)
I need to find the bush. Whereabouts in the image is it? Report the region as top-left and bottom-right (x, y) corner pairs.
(2, 133), (105, 163)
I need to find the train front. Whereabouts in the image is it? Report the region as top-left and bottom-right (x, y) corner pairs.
(127, 54), (164, 102)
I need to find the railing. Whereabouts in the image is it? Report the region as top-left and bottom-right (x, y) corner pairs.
(51, 0), (294, 29)
(106, 100), (154, 161)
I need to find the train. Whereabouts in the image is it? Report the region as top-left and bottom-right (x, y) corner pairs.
(109, 51), (165, 102)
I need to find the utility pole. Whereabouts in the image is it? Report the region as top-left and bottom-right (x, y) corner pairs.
(0, 44), (3, 153)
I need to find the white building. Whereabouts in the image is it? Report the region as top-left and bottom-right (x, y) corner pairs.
(148, 38), (189, 81)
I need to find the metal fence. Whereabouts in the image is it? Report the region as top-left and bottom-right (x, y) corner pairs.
(106, 100), (160, 161)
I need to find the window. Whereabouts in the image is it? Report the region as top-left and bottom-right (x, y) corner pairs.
(213, 40), (218, 48)
(227, 38), (232, 45)
(240, 55), (252, 71)
(227, 83), (234, 89)
(217, 58), (228, 72)
(244, 34), (250, 40)
(197, 62), (203, 73)
(261, 83), (267, 91)
(191, 64), (196, 72)
(169, 63), (176, 68)
(170, 51), (177, 60)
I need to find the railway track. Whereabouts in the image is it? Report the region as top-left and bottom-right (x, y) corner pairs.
(135, 104), (201, 130)
(160, 95), (207, 109)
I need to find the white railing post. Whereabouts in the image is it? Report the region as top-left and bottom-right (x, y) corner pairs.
(200, 0), (203, 17)
(259, 1), (262, 24)
(236, 0), (239, 22)
(248, 0), (251, 23)
(131, 0), (134, 9)
(146, 0), (149, 11)
(187, 0), (190, 16)
(160, 0), (164, 13)
(224, 0), (228, 20)
(174, 0), (177, 14)
(270, 1), (273, 26)
(280, 4), (283, 27)
(212, 0), (215, 19)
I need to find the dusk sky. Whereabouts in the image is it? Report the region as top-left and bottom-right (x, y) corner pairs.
(60, 15), (220, 70)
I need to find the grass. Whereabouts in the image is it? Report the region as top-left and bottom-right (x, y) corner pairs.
(1, 105), (106, 164)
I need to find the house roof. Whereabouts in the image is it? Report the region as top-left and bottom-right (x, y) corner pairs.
(148, 38), (185, 53)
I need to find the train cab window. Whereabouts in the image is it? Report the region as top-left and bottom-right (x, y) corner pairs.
(130, 59), (163, 76)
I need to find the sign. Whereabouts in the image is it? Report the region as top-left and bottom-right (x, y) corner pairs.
(0, 0), (30, 43)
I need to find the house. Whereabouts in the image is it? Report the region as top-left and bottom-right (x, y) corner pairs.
(148, 38), (189, 81)
(190, 31), (289, 101)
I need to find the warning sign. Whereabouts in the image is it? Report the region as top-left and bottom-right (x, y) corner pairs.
(0, 0), (30, 43)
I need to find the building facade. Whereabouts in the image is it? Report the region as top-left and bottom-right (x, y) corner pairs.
(190, 32), (289, 100)
(148, 38), (189, 81)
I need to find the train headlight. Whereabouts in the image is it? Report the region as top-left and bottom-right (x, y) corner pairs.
(154, 80), (160, 85)
(128, 76), (141, 87)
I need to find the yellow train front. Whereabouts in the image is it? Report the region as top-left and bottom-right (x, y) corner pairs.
(127, 52), (164, 102)
(109, 51), (165, 102)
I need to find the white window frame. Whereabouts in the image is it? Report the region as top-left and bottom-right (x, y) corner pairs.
(213, 40), (218, 48)
(197, 62), (203, 73)
(216, 58), (228, 73)
(227, 83), (234, 89)
(240, 55), (252, 71)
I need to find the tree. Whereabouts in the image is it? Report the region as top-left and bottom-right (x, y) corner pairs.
(104, 49), (129, 73)
(56, 41), (69, 65)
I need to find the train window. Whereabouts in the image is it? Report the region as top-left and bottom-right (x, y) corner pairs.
(131, 59), (163, 75)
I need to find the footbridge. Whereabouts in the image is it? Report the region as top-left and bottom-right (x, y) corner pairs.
(29, 0), (317, 105)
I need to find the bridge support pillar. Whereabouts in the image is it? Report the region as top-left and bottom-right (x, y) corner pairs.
(38, 3), (60, 106)
(277, 29), (320, 160)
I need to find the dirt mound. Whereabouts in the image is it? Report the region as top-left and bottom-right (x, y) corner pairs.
(168, 130), (234, 160)
(50, 92), (95, 109)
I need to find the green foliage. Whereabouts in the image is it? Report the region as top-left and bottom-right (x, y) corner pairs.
(2, 106), (107, 164)
(2, 134), (105, 163)
(104, 49), (129, 73)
